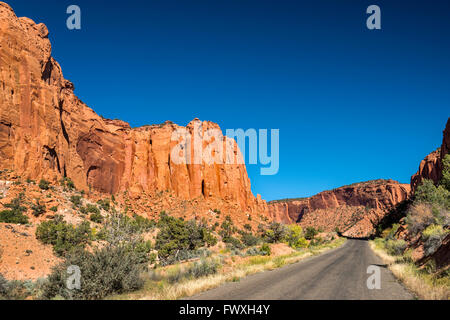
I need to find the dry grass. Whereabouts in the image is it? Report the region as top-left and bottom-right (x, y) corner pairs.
(110, 237), (346, 300)
(369, 240), (449, 300)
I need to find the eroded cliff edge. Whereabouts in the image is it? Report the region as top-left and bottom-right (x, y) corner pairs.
(0, 2), (267, 216)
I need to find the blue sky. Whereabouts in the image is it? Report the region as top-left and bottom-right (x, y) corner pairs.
(6, 0), (450, 200)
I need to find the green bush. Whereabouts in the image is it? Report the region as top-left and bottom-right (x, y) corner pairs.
(50, 206), (58, 212)
(42, 213), (155, 300)
(86, 204), (100, 214)
(60, 177), (75, 190)
(0, 193), (28, 224)
(36, 216), (93, 257)
(422, 224), (448, 256)
(155, 213), (217, 265)
(42, 246), (147, 300)
(309, 237), (324, 247)
(70, 195), (82, 208)
(264, 222), (288, 243)
(385, 239), (408, 256)
(224, 236), (244, 249)
(90, 212), (104, 224)
(166, 259), (220, 283)
(97, 199), (111, 212)
(415, 179), (450, 210)
(285, 225), (306, 248)
(38, 179), (50, 190)
(305, 226), (318, 240)
(260, 243), (271, 256)
(0, 275), (45, 300)
(31, 200), (46, 217)
(219, 215), (235, 240)
(241, 232), (260, 247)
(439, 154), (450, 191)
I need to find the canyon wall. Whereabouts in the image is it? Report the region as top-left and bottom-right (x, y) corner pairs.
(268, 180), (411, 238)
(0, 2), (266, 214)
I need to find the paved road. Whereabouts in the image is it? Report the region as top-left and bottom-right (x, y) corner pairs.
(189, 239), (414, 300)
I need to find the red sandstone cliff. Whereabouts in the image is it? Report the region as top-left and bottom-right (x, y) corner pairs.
(0, 2), (267, 215)
(411, 118), (450, 192)
(268, 180), (411, 238)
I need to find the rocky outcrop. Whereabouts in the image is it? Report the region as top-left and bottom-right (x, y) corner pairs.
(411, 118), (450, 193)
(0, 2), (266, 215)
(268, 180), (411, 238)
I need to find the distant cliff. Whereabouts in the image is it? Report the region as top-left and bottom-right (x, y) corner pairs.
(268, 180), (411, 238)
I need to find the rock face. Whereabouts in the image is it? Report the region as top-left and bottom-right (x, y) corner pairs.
(268, 180), (411, 238)
(411, 118), (450, 193)
(0, 2), (266, 214)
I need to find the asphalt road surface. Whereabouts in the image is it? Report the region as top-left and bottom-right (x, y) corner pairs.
(189, 239), (414, 300)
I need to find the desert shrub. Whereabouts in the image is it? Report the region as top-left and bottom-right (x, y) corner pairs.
(422, 224), (448, 256)
(50, 206), (58, 212)
(97, 199), (111, 212)
(224, 236), (244, 249)
(155, 212), (217, 265)
(385, 239), (408, 256)
(132, 214), (156, 231)
(70, 195), (82, 208)
(219, 215), (235, 241)
(309, 237), (324, 247)
(414, 179), (450, 210)
(260, 243), (271, 256)
(38, 179), (50, 190)
(305, 226), (318, 240)
(184, 259), (220, 280)
(285, 225), (307, 248)
(31, 200), (46, 217)
(42, 213), (155, 300)
(0, 273), (7, 298)
(386, 223), (401, 240)
(406, 203), (436, 235)
(42, 247), (146, 300)
(241, 232), (260, 247)
(0, 193), (28, 224)
(60, 177), (75, 190)
(36, 216), (93, 256)
(264, 222), (288, 243)
(90, 212), (104, 224)
(246, 245), (271, 256)
(244, 224), (252, 231)
(86, 204), (100, 214)
(0, 209), (28, 224)
(0, 275), (44, 300)
(161, 248), (211, 266)
(439, 154), (450, 191)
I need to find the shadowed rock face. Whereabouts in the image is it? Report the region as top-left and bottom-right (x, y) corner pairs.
(0, 2), (267, 214)
(268, 180), (411, 238)
(411, 118), (450, 193)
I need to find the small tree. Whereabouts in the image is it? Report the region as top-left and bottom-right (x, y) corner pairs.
(31, 199), (46, 217)
(305, 227), (318, 240)
(38, 179), (50, 190)
(285, 225), (307, 248)
(264, 222), (288, 243)
(440, 154), (450, 191)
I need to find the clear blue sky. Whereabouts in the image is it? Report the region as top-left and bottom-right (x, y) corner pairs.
(6, 0), (450, 201)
